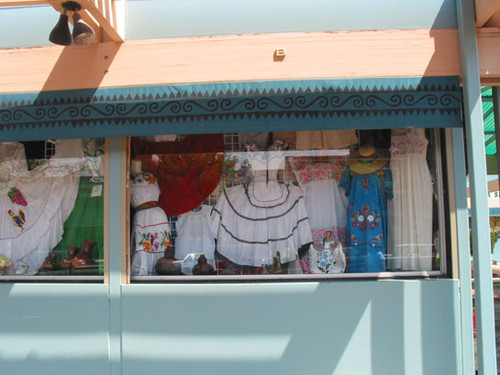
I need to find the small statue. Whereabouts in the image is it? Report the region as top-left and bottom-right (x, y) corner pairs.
(323, 230), (336, 250)
(271, 251), (284, 274)
(60, 246), (79, 269)
(41, 252), (59, 271)
(155, 247), (182, 275)
(71, 241), (96, 268)
(0, 254), (12, 272)
(192, 254), (214, 275)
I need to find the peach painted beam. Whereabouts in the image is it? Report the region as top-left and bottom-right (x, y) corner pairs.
(475, 0), (500, 26)
(477, 27), (500, 83)
(485, 11), (500, 26)
(0, 28), (491, 94)
(0, 0), (46, 5)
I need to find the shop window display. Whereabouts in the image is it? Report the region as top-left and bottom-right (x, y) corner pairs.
(129, 129), (445, 279)
(0, 138), (105, 279)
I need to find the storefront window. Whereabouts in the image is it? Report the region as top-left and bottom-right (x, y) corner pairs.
(0, 138), (105, 279)
(129, 129), (446, 279)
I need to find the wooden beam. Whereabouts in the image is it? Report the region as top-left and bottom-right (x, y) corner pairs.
(78, 0), (122, 42)
(0, 29), (463, 93)
(0, 0), (47, 5)
(485, 10), (500, 26)
(0, 28), (498, 92)
(468, 179), (499, 196)
(475, 0), (500, 26)
(477, 27), (500, 83)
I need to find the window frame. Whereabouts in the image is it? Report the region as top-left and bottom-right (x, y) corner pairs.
(0, 138), (109, 283)
(127, 128), (452, 283)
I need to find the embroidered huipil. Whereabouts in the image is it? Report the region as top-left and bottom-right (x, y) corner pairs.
(289, 155), (349, 246)
(130, 172), (172, 276)
(174, 205), (216, 275)
(340, 162), (393, 273)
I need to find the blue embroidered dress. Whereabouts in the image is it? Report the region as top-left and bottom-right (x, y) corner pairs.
(340, 156), (393, 273)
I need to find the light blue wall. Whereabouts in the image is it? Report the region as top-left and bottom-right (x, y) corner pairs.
(0, 0), (456, 49)
(0, 2), (468, 373)
(0, 284), (109, 375)
(0, 280), (461, 375)
(121, 280), (460, 375)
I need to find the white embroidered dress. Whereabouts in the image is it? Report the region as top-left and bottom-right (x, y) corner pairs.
(211, 151), (312, 267)
(130, 172), (172, 276)
(289, 156), (349, 245)
(0, 140), (81, 274)
(175, 204), (216, 275)
(387, 128), (433, 271)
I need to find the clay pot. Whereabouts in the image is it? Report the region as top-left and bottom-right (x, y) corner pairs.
(192, 254), (214, 275)
(155, 247), (182, 275)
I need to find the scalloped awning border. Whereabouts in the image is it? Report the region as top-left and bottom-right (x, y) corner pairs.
(0, 76), (462, 141)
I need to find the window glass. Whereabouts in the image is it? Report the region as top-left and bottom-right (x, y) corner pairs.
(129, 129), (445, 279)
(0, 138), (105, 279)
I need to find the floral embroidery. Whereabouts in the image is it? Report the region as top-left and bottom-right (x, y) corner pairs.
(139, 233), (152, 252)
(8, 209), (25, 231)
(308, 242), (346, 274)
(349, 232), (384, 247)
(223, 155), (249, 184)
(315, 249), (336, 273)
(137, 230), (171, 253)
(162, 231), (172, 248)
(351, 204), (380, 231)
(8, 187), (27, 207)
(131, 172), (158, 185)
(144, 174), (155, 184)
(390, 129), (427, 156)
(290, 156), (348, 185)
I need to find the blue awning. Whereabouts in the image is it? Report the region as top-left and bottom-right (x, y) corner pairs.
(0, 76), (462, 141)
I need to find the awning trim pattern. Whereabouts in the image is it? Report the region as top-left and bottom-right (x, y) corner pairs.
(0, 76), (462, 141)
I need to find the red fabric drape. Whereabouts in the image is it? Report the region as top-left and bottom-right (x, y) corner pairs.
(132, 134), (224, 216)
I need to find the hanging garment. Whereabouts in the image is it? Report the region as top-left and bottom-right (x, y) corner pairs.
(139, 135), (178, 143)
(211, 151), (312, 267)
(238, 132), (272, 151)
(52, 177), (105, 274)
(289, 155), (349, 246)
(387, 128), (433, 271)
(0, 140), (82, 274)
(132, 134), (224, 216)
(296, 130), (358, 150)
(130, 172), (172, 276)
(174, 204), (216, 274)
(340, 152), (393, 273)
